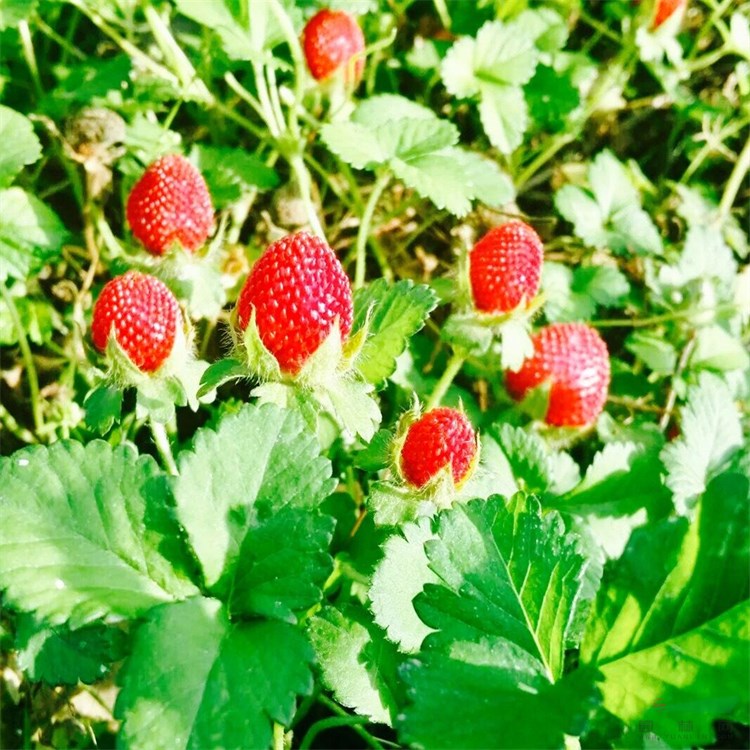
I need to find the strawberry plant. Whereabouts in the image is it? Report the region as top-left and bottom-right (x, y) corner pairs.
(0, 1), (748, 749)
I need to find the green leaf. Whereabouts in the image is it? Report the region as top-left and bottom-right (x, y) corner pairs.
(659, 225), (737, 289)
(0, 441), (198, 627)
(625, 332), (677, 375)
(449, 148), (515, 207)
(197, 357), (246, 397)
(477, 83), (528, 154)
(352, 94), (438, 126)
(83, 384), (123, 435)
(320, 122), (388, 169)
(525, 65), (579, 132)
(488, 423), (553, 495)
(661, 373), (743, 514)
(0, 188), (68, 282)
(15, 615), (127, 685)
(377, 117), (459, 161)
(369, 520), (438, 653)
(0, 106), (42, 187)
(352, 279), (437, 385)
(415, 495), (587, 681)
(308, 604), (401, 725)
(0, 294), (64, 346)
(317, 375), (381, 442)
(690, 325), (750, 373)
(399, 641), (600, 750)
(116, 597), (314, 750)
(581, 472), (750, 745)
(172, 404), (335, 593)
(0, 0), (36, 29)
(229, 505), (334, 622)
(555, 185), (607, 247)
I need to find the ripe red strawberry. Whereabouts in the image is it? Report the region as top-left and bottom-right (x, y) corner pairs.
(654, 0), (685, 27)
(236, 232), (353, 375)
(469, 220), (544, 314)
(302, 9), (365, 83)
(505, 323), (610, 427)
(399, 407), (478, 489)
(92, 271), (181, 373)
(126, 154), (214, 256)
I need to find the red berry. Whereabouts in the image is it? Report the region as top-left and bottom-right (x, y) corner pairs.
(469, 220), (544, 314)
(91, 271), (180, 373)
(302, 9), (365, 83)
(400, 408), (478, 489)
(126, 154), (214, 256)
(505, 323), (610, 427)
(654, 0), (685, 27)
(236, 232), (353, 375)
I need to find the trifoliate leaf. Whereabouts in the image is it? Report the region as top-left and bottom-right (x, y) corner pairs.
(309, 604), (402, 725)
(369, 520), (438, 653)
(116, 597), (314, 750)
(0, 188), (68, 282)
(690, 325), (750, 373)
(0, 441), (198, 628)
(172, 404), (335, 593)
(399, 643), (600, 750)
(353, 279), (437, 386)
(415, 495), (587, 681)
(588, 150), (639, 215)
(661, 374), (743, 514)
(581, 472), (750, 746)
(0, 106), (42, 187)
(16, 615), (127, 685)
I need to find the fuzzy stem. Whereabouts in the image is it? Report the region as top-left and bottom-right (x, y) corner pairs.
(1, 284), (44, 437)
(18, 21), (44, 98)
(354, 173), (392, 289)
(719, 130), (750, 219)
(150, 419), (178, 476)
(289, 153), (326, 238)
(425, 350), (467, 411)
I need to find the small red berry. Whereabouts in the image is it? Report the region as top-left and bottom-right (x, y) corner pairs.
(654, 0), (685, 27)
(126, 154), (214, 256)
(469, 220), (544, 314)
(91, 271), (180, 373)
(399, 408), (478, 489)
(236, 232), (353, 375)
(302, 9), (365, 83)
(505, 323), (610, 427)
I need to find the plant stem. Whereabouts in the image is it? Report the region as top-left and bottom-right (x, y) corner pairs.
(150, 419), (178, 475)
(315, 695), (381, 749)
(272, 722), (285, 750)
(289, 153), (326, 238)
(719, 129), (750, 219)
(299, 715), (371, 750)
(354, 173), (392, 289)
(18, 21), (44, 98)
(1, 284), (44, 437)
(592, 303), (738, 328)
(425, 350), (467, 411)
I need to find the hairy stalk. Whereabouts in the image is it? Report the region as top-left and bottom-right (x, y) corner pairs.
(354, 173), (392, 289)
(150, 419), (178, 476)
(425, 350), (467, 411)
(1, 284), (44, 437)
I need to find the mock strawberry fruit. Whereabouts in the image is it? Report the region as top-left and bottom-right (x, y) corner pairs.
(302, 9), (365, 83)
(505, 322), (610, 427)
(654, 0), (685, 27)
(469, 220), (544, 314)
(399, 407), (478, 489)
(126, 154), (214, 256)
(236, 232), (353, 375)
(91, 271), (181, 373)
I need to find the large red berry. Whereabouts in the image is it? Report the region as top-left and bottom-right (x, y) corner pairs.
(654, 0), (685, 27)
(505, 323), (610, 427)
(469, 220), (544, 314)
(399, 408), (478, 489)
(302, 9), (365, 83)
(236, 232), (353, 375)
(92, 271), (180, 373)
(126, 154), (214, 256)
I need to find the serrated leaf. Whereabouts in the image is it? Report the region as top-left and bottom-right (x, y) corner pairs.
(489, 423), (552, 495)
(369, 520), (438, 653)
(320, 121), (387, 169)
(690, 325), (750, 373)
(588, 150), (639, 216)
(399, 644), (599, 750)
(352, 95), (438, 127)
(477, 84), (528, 154)
(172, 404), (335, 592)
(514, 8), (568, 52)
(440, 313), (494, 356)
(441, 36), (480, 98)
(367, 481), (436, 527)
(449, 148), (515, 207)
(555, 185), (607, 247)
(16, 615), (127, 685)
(415, 495), (586, 681)
(659, 225), (737, 289)
(84, 384), (123, 435)
(377, 117), (458, 161)
(229, 505), (334, 622)
(581, 472), (750, 745)
(661, 374), (743, 514)
(197, 357), (246, 397)
(308, 604), (401, 725)
(0, 441), (198, 627)
(0, 188), (68, 282)
(318, 376), (381, 441)
(0, 106), (42, 187)
(626, 332), (677, 375)
(353, 279), (437, 385)
(525, 64), (579, 132)
(116, 597), (314, 750)
(499, 318), (534, 371)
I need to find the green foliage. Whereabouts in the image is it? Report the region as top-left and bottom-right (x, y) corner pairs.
(0, 106), (41, 188)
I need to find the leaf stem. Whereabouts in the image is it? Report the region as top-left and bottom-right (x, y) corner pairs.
(18, 21), (44, 99)
(1, 284), (44, 437)
(299, 715), (371, 750)
(314, 695), (382, 749)
(289, 152), (326, 238)
(150, 419), (178, 475)
(718, 129), (750, 219)
(425, 350), (467, 411)
(273, 722), (285, 750)
(354, 173), (392, 290)
(591, 303), (738, 329)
